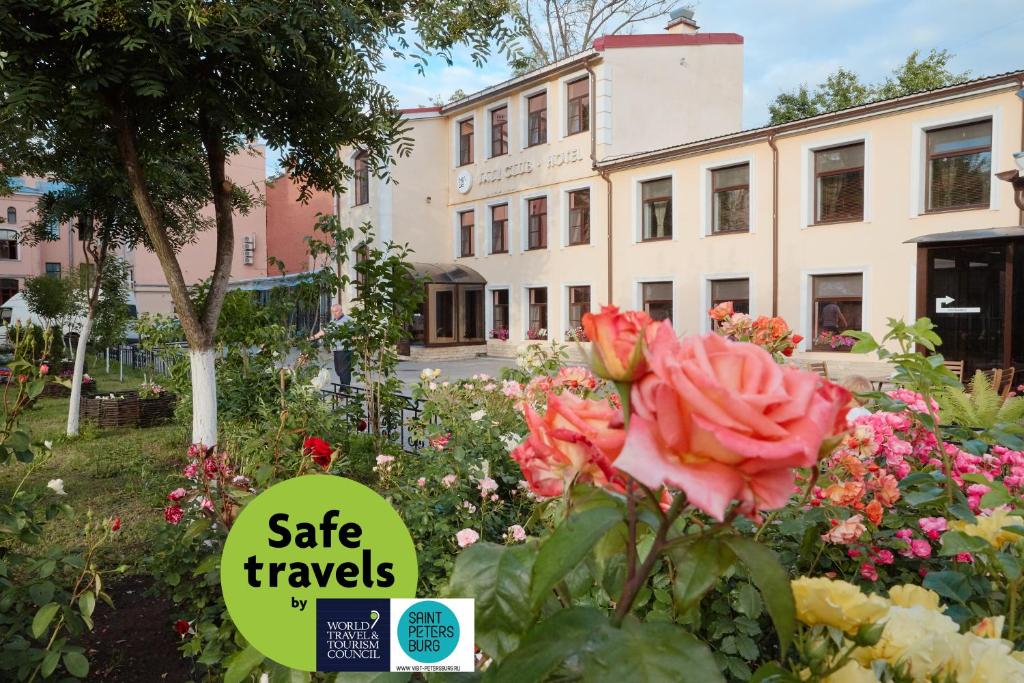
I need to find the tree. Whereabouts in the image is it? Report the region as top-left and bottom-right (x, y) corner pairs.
(768, 49), (971, 124)
(510, 0), (683, 72)
(21, 275), (81, 350)
(1, 1), (516, 445)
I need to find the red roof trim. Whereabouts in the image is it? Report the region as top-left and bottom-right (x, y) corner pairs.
(593, 33), (743, 51)
(399, 106), (442, 114)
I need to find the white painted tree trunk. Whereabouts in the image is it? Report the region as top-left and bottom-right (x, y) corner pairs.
(190, 348), (218, 447)
(66, 315), (93, 437)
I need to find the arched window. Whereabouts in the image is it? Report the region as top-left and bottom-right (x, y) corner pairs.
(0, 230), (18, 260)
(5, 207), (15, 225)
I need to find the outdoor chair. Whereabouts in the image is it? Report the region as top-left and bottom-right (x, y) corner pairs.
(942, 359), (965, 382)
(806, 361), (829, 380)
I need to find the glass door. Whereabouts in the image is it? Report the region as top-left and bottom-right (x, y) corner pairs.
(924, 243), (1006, 374)
(458, 286), (485, 342)
(428, 284), (457, 345)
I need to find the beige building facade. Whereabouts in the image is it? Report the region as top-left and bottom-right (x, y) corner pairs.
(333, 17), (1024, 376)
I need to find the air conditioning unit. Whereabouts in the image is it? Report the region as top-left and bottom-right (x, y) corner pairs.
(242, 233), (256, 265)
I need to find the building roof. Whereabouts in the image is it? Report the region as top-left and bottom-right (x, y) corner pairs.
(411, 262), (487, 284)
(6, 177), (66, 196)
(906, 226), (1024, 244)
(596, 69), (1024, 169)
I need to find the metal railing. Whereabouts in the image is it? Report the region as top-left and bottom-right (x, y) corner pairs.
(107, 343), (187, 378)
(320, 382), (435, 453)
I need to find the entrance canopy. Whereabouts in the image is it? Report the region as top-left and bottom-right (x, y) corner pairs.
(905, 226), (1024, 245)
(410, 262), (486, 285)
(409, 263), (487, 347)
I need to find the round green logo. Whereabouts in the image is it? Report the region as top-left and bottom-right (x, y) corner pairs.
(397, 600), (459, 663)
(221, 475), (418, 671)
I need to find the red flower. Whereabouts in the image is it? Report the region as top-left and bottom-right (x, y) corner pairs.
(111, 517), (121, 532)
(164, 505), (184, 525)
(174, 619), (190, 637)
(18, 374), (27, 383)
(358, 419), (368, 432)
(39, 364), (49, 375)
(860, 562), (878, 582)
(303, 436), (333, 470)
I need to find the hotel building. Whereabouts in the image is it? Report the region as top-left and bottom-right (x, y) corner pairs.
(335, 13), (1024, 377)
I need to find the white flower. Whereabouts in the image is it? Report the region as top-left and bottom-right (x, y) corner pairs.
(456, 528), (479, 548)
(420, 368), (432, 380)
(500, 433), (521, 453)
(470, 409), (486, 421)
(43, 440), (53, 450)
(310, 368), (330, 391)
(47, 479), (66, 496)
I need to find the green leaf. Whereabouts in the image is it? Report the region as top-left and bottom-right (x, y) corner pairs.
(735, 583), (764, 619)
(938, 530), (991, 556)
(224, 644), (265, 683)
(32, 602), (60, 639)
(580, 618), (725, 683)
(448, 542), (536, 660)
(489, 607), (607, 683)
(63, 651), (89, 678)
(28, 581), (55, 606)
(268, 662), (311, 683)
(530, 505), (622, 610)
(41, 648), (60, 678)
(723, 537), (795, 657)
(670, 539), (735, 613)
(922, 571), (970, 604)
(78, 592), (96, 620)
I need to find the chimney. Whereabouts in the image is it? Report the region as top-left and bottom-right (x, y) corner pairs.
(665, 6), (698, 34)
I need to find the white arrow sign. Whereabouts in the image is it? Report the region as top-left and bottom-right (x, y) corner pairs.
(935, 296), (981, 314)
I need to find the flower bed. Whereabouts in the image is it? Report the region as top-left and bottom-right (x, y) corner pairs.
(80, 391), (141, 428)
(40, 377), (97, 398)
(139, 393), (177, 427)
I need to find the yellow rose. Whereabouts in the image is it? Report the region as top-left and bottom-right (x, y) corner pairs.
(888, 585), (942, 612)
(950, 508), (1021, 548)
(952, 633), (1024, 683)
(823, 661), (880, 683)
(792, 577), (890, 634)
(854, 606), (959, 682)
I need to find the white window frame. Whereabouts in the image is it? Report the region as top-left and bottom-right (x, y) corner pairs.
(559, 70), (591, 140)
(633, 276), (676, 330)
(485, 198), (512, 255)
(561, 281), (595, 342)
(909, 109), (1001, 217)
(521, 283), (550, 340)
(800, 133), (871, 229)
(632, 172), (677, 244)
(800, 267), (870, 352)
(453, 113), (478, 169)
(700, 272), (755, 333)
(349, 149), (370, 209)
(520, 85), (550, 150)
(521, 191), (552, 252)
(453, 207), (477, 260)
(485, 284), (512, 339)
(561, 182), (594, 249)
(700, 156), (756, 238)
(486, 98), (512, 160)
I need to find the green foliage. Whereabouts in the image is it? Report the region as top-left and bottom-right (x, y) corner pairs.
(937, 370), (1024, 431)
(21, 275), (81, 335)
(768, 49), (970, 124)
(88, 257), (134, 351)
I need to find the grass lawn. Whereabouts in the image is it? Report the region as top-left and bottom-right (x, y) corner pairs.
(0, 364), (186, 568)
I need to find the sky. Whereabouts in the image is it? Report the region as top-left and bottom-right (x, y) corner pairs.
(266, 0), (1024, 176)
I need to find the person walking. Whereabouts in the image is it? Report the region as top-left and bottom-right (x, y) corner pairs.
(313, 303), (353, 386)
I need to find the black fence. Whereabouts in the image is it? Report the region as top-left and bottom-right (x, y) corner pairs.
(111, 343), (187, 376)
(320, 383), (434, 453)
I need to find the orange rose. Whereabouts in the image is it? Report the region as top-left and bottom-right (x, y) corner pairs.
(865, 499), (883, 525)
(825, 480), (866, 506)
(822, 515), (866, 544)
(511, 392), (625, 498)
(708, 301), (734, 322)
(616, 328), (850, 520)
(582, 306), (655, 382)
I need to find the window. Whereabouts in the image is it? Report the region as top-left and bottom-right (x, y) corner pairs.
(710, 279), (749, 316)
(492, 289), (510, 333)
(46, 221), (60, 239)
(711, 164), (749, 234)
(568, 189), (590, 245)
(811, 273), (863, 352)
(641, 178), (672, 241)
(0, 279), (18, 304)
(491, 204), (508, 254)
(926, 120), (992, 212)
(5, 207), (15, 225)
(459, 211), (474, 257)
(45, 263), (61, 278)
(490, 106), (508, 157)
(354, 243), (369, 287)
(0, 229), (18, 260)
(527, 92), (547, 146)
(642, 282), (673, 322)
(568, 285), (591, 332)
(814, 143), (864, 224)
(353, 151), (369, 205)
(528, 287), (548, 337)
(458, 119), (474, 166)
(567, 77), (589, 135)
(527, 197), (547, 250)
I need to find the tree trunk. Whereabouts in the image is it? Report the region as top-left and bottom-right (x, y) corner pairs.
(66, 314), (93, 437)
(190, 347), (218, 447)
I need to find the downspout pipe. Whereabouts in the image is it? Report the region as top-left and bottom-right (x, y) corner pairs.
(584, 59), (614, 306)
(1018, 77), (1024, 226)
(768, 134), (779, 317)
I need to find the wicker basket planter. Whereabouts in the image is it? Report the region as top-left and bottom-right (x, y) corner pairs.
(80, 391), (140, 428)
(41, 381), (98, 399)
(139, 393), (177, 427)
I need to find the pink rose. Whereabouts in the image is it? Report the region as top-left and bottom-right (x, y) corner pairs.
(416, 477), (426, 488)
(822, 515), (866, 545)
(874, 549), (894, 565)
(456, 528), (479, 548)
(511, 392), (625, 498)
(508, 524), (527, 542)
(616, 329), (850, 520)
(910, 539), (932, 558)
(182, 463), (199, 479)
(39, 364), (49, 375)
(918, 517), (947, 540)
(582, 306), (656, 382)
(442, 474), (458, 488)
(860, 563), (878, 581)
(164, 505), (184, 525)
(167, 487), (187, 502)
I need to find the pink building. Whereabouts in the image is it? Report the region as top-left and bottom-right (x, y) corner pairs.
(265, 173), (333, 275)
(2, 146), (269, 315)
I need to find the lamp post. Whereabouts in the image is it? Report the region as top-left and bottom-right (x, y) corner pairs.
(995, 151), (1024, 213)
